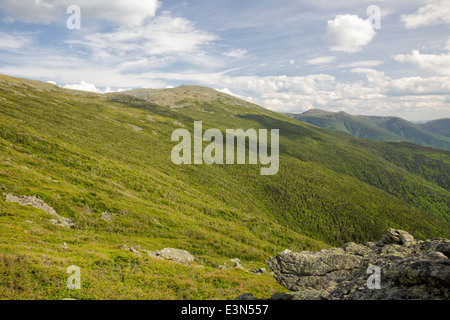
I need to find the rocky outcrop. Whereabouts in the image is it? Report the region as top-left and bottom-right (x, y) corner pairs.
(4, 193), (74, 228)
(147, 248), (195, 264)
(258, 229), (449, 300)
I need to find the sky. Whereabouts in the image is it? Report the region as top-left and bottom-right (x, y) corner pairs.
(0, 0), (449, 121)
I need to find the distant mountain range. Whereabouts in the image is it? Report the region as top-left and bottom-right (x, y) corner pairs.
(285, 109), (450, 151)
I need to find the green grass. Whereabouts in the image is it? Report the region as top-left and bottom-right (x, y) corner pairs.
(0, 75), (449, 299)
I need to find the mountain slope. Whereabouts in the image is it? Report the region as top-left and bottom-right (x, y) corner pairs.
(286, 109), (450, 151)
(0, 75), (449, 299)
(420, 118), (450, 138)
(124, 87), (450, 224)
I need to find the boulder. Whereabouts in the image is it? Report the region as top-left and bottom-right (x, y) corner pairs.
(382, 229), (414, 245)
(266, 248), (362, 291)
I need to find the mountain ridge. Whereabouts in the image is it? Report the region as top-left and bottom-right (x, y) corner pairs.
(285, 109), (450, 151)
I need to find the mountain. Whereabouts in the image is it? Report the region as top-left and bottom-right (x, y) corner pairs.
(286, 109), (450, 151)
(419, 118), (450, 139)
(0, 74), (449, 299)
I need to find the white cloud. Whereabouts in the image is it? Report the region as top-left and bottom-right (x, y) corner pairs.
(350, 68), (390, 88)
(307, 56), (336, 65)
(446, 39), (450, 51)
(216, 87), (254, 102)
(67, 12), (216, 60)
(62, 80), (131, 93)
(394, 50), (450, 76)
(0, 0), (159, 26)
(216, 88), (235, 96)
(325, 14), (376, 52)
(351, 67), (450, 95)
(401, 0), (450, 29)
(0, 31), (32, 50)
(223, 49), (247, 59)
(63, 81), (104, 93)
(389, 76), (450, 95)
(338, 60), (383, 68)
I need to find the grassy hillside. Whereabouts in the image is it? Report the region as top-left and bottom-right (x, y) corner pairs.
(287, 109), (450, 151)
(0, 75), (449, 299)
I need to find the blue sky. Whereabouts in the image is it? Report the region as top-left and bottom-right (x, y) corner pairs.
(0, 0), (449, 121)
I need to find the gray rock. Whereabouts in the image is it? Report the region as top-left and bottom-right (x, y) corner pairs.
(435, 242), (450, 258)
(147, 248), (195, 264)
(5, 194), (74, 228)
(147, 251), (161, 259)
(235, 293), (260, 300)
(376, 240), (385, 247)
(218, 258), (250, 271)
(251, 268), (267, 275)
(121, 244), (140, 256)
(271, 289), (328, 300)
(159, 248), (195, 263)
(218, 263), (228, 270)
(382, 235), (393, 245)
(233, 261), (247, 271)
(130, 247), (141, 256)
(400, 232), (415, 244)
(383, 229), (414, 245)
(342, 242), (372, 256)
(266, 248), (362, 291)
(49, 217), (75, 228)
(263, 229), (449, 300)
